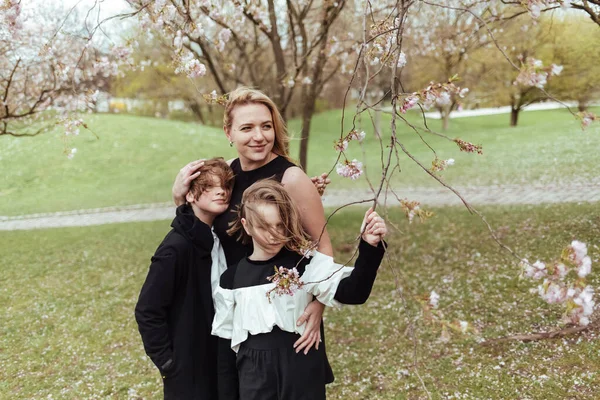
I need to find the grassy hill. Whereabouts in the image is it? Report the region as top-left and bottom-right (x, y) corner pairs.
(1, 107), (598, 216)
(1, 203), (599, 398)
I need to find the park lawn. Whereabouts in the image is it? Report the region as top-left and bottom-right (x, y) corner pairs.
(1, 107), (599, 216)
(1, 202), (599, 399)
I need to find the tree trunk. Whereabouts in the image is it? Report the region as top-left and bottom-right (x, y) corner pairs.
(510, 107), (519, 127)
(299, 97), (316, 170)
(442, 110), (450, 131)
(578, 102), (588, 112)
(188, 100), (206, 124)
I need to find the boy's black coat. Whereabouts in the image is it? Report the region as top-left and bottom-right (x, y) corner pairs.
(135, 205), (217, 400)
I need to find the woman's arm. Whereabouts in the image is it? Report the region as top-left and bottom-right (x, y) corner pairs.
(282, 167), (333, 256)
(282, 167), (332, 353)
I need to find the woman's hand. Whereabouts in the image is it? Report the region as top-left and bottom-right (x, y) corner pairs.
(310, 173), (331, 196)
(172, 160), (205, 206)
(294, 300), (325, 354)
(361, 208), (387, 246)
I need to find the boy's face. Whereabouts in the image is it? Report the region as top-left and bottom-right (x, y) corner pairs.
(187, 176), (230, 216)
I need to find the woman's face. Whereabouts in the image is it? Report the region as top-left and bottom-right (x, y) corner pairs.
(226, 103), (276, 169)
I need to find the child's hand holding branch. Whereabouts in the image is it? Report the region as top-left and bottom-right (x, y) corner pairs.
(361, 207), (387, 246)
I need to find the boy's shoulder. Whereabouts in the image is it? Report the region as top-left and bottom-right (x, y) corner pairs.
(152, 229), (194, 259)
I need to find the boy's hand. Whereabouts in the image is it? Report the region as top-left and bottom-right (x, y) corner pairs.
(173, 159), (205, 206)
(361, 207), (387, 246)
(310, 173), (330, 196)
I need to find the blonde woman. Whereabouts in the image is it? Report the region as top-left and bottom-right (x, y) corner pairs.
(172, 87), (332, 399)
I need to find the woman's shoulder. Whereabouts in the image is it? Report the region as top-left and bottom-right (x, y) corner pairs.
(281, 165), (309, 185)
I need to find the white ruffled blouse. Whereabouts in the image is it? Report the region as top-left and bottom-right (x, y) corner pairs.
(211, 251), (354, 352)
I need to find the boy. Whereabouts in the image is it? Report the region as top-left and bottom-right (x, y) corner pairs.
(135, 158), (234, 400)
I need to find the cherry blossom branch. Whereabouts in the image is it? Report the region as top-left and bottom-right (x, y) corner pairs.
(481, 319), (599, 345)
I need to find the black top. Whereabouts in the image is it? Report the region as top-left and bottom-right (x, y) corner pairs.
(213, 156), (297, 267)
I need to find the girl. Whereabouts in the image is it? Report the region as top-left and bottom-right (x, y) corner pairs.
(212, 179), (387, 400)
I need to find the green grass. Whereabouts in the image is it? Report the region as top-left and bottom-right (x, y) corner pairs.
(1, 202), (599, 399)
(1, 107), (599, 216)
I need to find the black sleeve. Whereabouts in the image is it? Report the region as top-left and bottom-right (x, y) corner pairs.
(134, 244), (178, 376)
(334, 239), (386, 305)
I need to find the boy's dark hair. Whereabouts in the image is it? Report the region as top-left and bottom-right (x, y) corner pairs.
(189, 158), (235, 200)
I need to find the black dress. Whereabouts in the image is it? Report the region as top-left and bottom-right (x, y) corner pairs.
(213, 156), (296, 267)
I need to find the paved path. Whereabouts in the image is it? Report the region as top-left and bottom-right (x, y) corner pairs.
(1, 183), (599, 231)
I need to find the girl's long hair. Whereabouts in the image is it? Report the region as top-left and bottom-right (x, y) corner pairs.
(223, 87), (293, 163)
(227, 179), (312, 254)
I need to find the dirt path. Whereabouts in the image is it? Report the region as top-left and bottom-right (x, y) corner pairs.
(2, 183), (599, 231)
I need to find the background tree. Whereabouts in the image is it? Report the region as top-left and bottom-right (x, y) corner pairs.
(124, 0), (349, 169)
(404, 1), (492, 130)
(0, 1), (114, 142)
(544, 15), (600, 111)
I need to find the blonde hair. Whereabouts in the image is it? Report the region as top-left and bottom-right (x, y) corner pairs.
(223, 87), (293, 163)
(227, 179), (312, 254)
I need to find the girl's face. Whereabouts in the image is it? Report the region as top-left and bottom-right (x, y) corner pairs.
(242, 203), (287, 257)
(226, 103), (275, 170)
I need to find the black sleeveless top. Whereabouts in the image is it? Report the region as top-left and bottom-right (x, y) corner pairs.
(213, 156), (296, 267)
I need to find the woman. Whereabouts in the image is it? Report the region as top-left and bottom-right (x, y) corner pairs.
(172, 87), (332, 399)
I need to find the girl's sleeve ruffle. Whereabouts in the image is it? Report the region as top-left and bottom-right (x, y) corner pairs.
(211, 286), (235, 339)
(302, 252), (354, 308)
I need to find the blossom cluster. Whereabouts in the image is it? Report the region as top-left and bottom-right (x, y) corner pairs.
(424, 290), (475, 342)
(0, 0), (21, 38)
(333, 129), (366, 152)
(202, 90), (228, 106)
(399, 199), (433, 223)
(454, 138), (483, 155)
(266, 266), (305, 303)
(431, 157), (455, 172)
(520, 240), (595, 326)
(523, 0), (572, 19)
(336, 159), (364, 180)
(399, 78), (469, 114)
(366, 20), (406, 70)
(578, 111), (598, 130)
(174, 52), (207, 79)
(514, 57), (562, 89)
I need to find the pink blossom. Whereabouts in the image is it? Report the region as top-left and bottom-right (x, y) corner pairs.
(429, 290), (440, 309)
(400, 94), (418, 113)
(550, 64), (563, 76)
(266, 266), (305, 302)
(217, 28), (232, 52)
(397, 51), (407, 68)
(175, 53), (207, 78)
(333, 139), (348, 152)
(569, 240), (588, 264)
(537, 280), (567, 304)
(578, 256), (592, 278)
(524, 260), (547, 280)
(336, 159), (363, 180)
(436, 91), (452, 106)
(553, 262), (568, 279)
(454, 138), (483, 154)
(567, 286), (595, 326)
(66, 148), (77, 160)
(348, 130), (366, 142)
